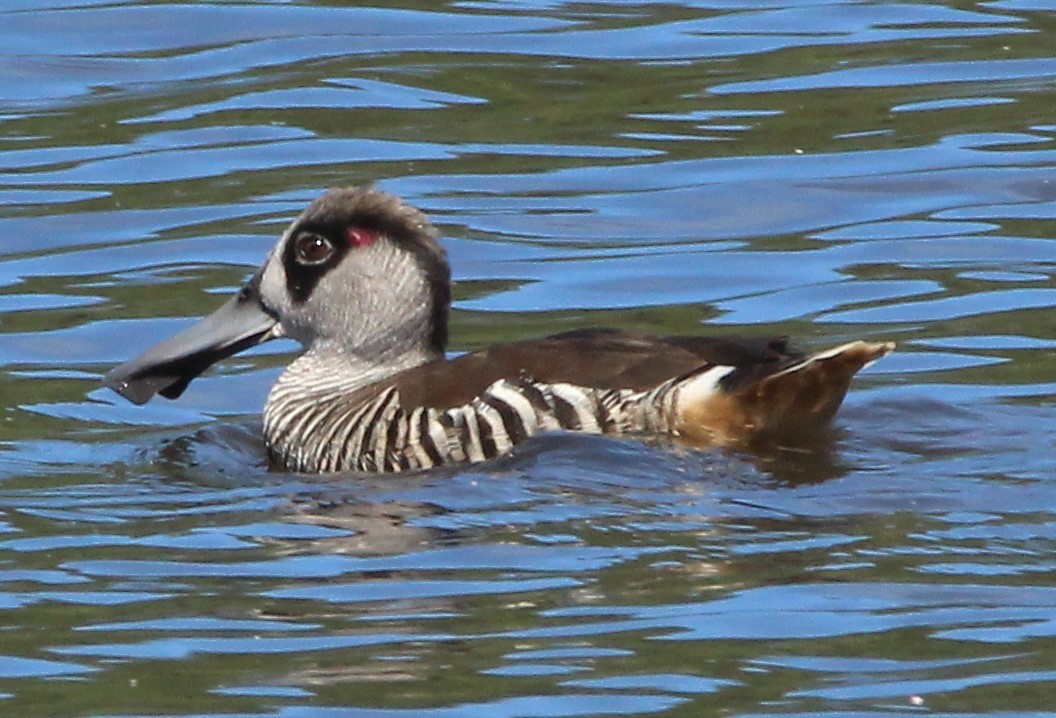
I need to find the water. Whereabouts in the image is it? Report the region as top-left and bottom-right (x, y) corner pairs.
(2, 0), (1055, 715)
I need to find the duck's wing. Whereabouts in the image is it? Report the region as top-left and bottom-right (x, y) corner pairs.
(386, 328), (809, 412)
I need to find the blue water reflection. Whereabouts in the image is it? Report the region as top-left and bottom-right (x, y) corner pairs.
(2, 0), (1056, 716)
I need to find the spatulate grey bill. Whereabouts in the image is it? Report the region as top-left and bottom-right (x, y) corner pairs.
(103, 273), (279, 405)
(104, 186), (894, 474)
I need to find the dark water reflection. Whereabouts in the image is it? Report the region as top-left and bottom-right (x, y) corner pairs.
(2, 0), (1056, 716)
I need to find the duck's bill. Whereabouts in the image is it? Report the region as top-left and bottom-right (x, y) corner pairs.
(103, 280), (280, 405)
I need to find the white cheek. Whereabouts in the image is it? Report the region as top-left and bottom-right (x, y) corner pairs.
(346, 244), (386, 278)
(258, 250), (312, 345)
(259, 255), (288, 311)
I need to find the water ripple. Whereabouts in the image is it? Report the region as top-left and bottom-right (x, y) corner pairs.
(1, 0), (1055, 715)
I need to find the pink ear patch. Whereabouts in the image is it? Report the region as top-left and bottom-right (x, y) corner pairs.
(347, 227), (378, 248)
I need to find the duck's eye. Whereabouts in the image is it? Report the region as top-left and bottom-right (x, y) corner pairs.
(294, 233), (334, 266)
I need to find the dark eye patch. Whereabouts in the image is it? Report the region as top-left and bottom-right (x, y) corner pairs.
(282, 224), (382, 304)
(283, 228), (346, 304)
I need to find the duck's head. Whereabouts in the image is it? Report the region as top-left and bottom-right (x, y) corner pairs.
(104, 187), (451, 404)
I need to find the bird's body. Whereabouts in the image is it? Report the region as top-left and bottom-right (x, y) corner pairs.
(104, 187), (893, 474)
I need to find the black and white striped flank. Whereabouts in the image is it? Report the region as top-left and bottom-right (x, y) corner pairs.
(262, 366), (731, 474)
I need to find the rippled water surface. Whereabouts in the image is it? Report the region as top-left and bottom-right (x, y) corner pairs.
(2, 0), (1056, 715)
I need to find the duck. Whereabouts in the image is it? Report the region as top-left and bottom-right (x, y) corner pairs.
(103, 186), (894, 474)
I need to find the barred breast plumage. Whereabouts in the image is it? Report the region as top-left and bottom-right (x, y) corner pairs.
(264, 366), (682, 474)
(103, 186), (893, 474)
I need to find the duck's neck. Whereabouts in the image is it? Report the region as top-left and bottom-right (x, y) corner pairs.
(261, 343), (441, 472)
(270, 343), (440, 401)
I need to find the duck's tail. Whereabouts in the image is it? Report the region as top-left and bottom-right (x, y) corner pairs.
(673, 340), (894, 445)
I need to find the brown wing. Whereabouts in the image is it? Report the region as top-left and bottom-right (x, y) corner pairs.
(384, 328), (805, 412)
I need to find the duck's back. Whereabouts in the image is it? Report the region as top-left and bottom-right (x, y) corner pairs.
(389, 328), (799, 409)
